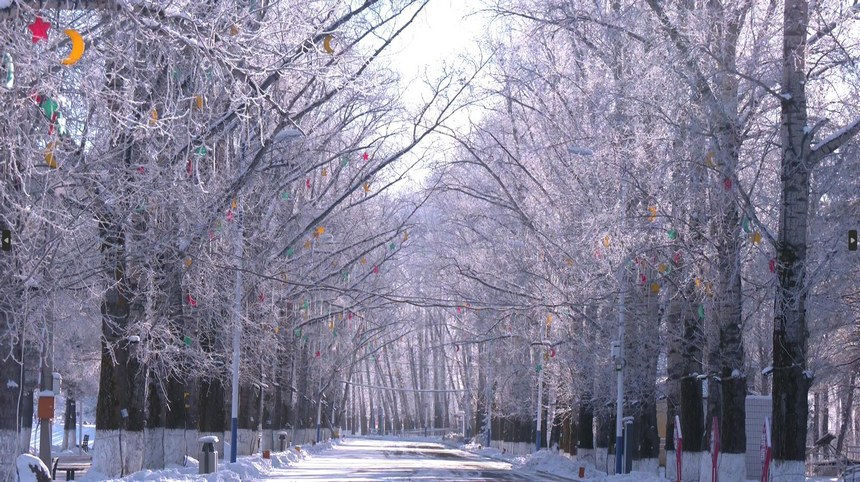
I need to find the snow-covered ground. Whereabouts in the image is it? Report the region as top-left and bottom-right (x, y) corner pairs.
(28, 422), (96, 453)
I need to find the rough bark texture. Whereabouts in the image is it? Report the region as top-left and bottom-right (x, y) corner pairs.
(773, 0), (812, 463)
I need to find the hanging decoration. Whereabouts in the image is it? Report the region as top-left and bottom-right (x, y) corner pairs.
(226, 210), (234, 222)
(565, 258), (573, 267)
(650, 282), (661, 295)
(362, 152), (369, 161)
(658, 263), (668, 274)
(231, 198), (238, 210)
(697, 304), (705, 320)
(389, 242), (396, 251)
(137, 166), (146, 174)
(550, 347), (556, 358)
(281, 191), (290, 201)
(742, 216), (751, 233)
(304, 239), (312, 249)
(372, 264), (379, 274)
(340, 156), (349, 167)
(274, 326), (280, 334)
(648, 206), (657, 222)
(306, 178), (312, 189)
(294, 327), (302, 337)
(769, 258), (776, 273)
(751, 231), (762, 245)
(322, 167), (327, 176)
(186, 294), (198, 307)
(28, 17), (51, 43)
(363, 182), (371, 193)
(33, 94), (67, 136)
(314, 226), (325, 237)
(544, 350), (550, 362)
(456, 306), (462, 314)
(184, 257), (192, 268)
(673, 251), (683, 265)
(186, 159), (194, 176)
(183, 335), (192, 347)
(230, 24), (240, 36)
(667, 228), (678, 240)
(258, 293), (265, 303)
(2, 52), (14, 89)
(723, 178), (732, 191)
(403, 231), (408, 241)
(194, 95), (205, 109)
(705, 151), (715, 168)
(323, 35), (335, 54)
(602, 235), (610, 248)
(44, 141), (58, 169)
(61, 29), (86, 66)
(535, 363), (543, 373)
(286, 247), (295, 257)
(194, 145), (208, 157)
(360, 256), (367, 265)
(315, 350), (321, 358)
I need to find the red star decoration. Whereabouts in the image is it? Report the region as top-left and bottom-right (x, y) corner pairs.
(362, 152), (369, 160)
(28, 17), (51, 44)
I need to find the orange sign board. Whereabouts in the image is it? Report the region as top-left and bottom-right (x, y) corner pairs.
(38, 396), (55, 420)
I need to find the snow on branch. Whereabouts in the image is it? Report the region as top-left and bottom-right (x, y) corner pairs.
(811, 115), (860, 163)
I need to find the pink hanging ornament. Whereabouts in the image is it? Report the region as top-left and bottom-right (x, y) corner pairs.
(186, 294), (197, 307)
(550, 347), (556, 358)
(723, 178), (732, 190)
(640, 274), (647, 285)
(187, 159), (193, 176)
(137, 166), (146, 174)
(315, 350), (321, 358)
(363, 152), (369, 160)
(226, 210), (234, 222)
(258, 293), (265, 303)
(673, 251), (683, 265)
(769, 258), (776, 273)
(306, 178), (311, 189)
(373, 265), (379, 274)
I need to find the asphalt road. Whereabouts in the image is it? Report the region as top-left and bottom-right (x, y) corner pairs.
(263, 437), (560, 481)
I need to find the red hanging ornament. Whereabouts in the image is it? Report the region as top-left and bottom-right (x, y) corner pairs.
(550, 347), (556, 358)
(373, 265), (379, 274)
(315, 350), (321, 358)
(640, 274), (647, 285)
(226, 210), (234, 222)
(769, 258), (776, 273)
(186, 294), (197, 307)
(306, 178), (311, 189)
(456, 306), (462, 314)
(347, 312), (353, 320)
(362, 152), (369, 161)
(186, 159), (193, 176)
(673, 251), (683, 265)
(723, 178), (732, 190)
(137, 166), (146, 174)
(258, 293), (265, 303)
(28, 17), (51, 44)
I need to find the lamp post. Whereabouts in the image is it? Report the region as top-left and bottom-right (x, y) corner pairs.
(230, 127), (303, 463)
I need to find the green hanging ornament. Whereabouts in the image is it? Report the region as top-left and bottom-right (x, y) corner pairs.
(183, 335), (192, 347)
(281, 191), (290, 201)
(294, 327), (302, 337)
(697, 304), (705, 320)
(40, 97), (59, 118)
(535, 364), (543, 373)
(194, 145), (208, 157)
(742, 216), (751, 233)
(303, 299), (310, 310)
(2, 52), (14, 89)
(287, 247), (295, 257)
(342, 270), (349, 281)
(389, 242), (396, 251)
(340, 156), (349, 167)
(172, 68), (181, 81)
(303, 335), (309, 342)
(667, 228), (678, 240)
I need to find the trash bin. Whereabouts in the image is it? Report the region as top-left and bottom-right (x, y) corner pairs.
(198, 435), (219, 474)
(277, 431), (288, 452)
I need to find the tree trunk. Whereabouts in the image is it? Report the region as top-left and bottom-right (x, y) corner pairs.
(836, 373), (856, 454)
(772, 0), (813, 468)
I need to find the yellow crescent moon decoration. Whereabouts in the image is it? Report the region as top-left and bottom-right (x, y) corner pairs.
(61, 29), (85, 66)
(323, 35), (334, 54)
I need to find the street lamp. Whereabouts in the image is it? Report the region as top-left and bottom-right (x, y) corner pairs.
(229, 127), (303, 463)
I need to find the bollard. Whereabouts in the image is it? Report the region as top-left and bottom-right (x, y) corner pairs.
(278, 431), (288, 452)
(198, 435), (219, 474)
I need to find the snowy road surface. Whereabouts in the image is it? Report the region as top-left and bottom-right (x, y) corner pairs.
(263, 438), (558, 481)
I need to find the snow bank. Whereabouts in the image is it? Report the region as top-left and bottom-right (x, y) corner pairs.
(86, 438), (340, 481)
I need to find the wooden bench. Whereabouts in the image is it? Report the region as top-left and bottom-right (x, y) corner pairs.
(52, 455), (92, 480)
